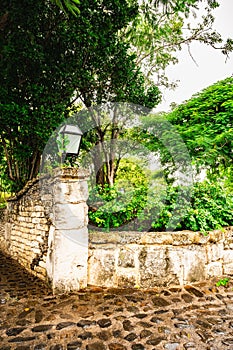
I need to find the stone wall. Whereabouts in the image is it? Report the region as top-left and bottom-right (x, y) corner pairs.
(1, 170), (233, 292)
(0, 168), (89, 292)
(88, 227), (233, 288)
(0, 178), (49, 280)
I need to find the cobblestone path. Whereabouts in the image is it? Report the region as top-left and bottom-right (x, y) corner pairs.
(1, 252), (233, 350)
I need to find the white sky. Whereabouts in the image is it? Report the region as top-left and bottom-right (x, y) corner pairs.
(155, 0), (233, 112)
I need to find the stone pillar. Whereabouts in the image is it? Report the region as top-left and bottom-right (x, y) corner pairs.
(45, 168), (89, 293)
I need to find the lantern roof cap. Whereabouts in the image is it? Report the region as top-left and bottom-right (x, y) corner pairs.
(60, 124), (83, 135)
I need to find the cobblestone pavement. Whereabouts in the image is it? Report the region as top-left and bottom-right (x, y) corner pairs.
(1, 252), (233, 350)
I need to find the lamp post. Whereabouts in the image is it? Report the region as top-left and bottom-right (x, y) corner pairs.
(58, 124), (83, 166)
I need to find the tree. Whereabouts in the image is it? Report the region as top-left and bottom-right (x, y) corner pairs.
(166, 77), (233, 176)
(0, 0), (142, 191)
(0, 0), (69, 190)
(122, 0), (233, 87)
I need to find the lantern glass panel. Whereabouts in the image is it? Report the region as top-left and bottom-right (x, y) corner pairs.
(58, 124), (83, 156)
(65, 133), (81, 154)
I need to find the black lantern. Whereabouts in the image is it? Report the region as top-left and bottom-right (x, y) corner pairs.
(59, 124), (83, 165)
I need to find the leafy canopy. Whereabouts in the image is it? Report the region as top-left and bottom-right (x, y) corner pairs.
(123, 0), (233, 87)
(0, 0), (145, 191)
(166, 77), (233, 173)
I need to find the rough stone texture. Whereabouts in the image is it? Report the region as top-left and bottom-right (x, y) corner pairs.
(1, 251), (233, 350)
(0, 168), (89, 292)
(0, 178), (49, 281)
(89, 227), (233, 288)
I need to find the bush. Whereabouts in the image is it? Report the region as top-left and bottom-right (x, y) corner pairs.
(88, 183), (150, 231)
(88, 180), (233, 233)
(183, 181), (233, 232)
(151, 181), (233, 233)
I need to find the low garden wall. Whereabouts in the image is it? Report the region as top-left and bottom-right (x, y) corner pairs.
(0, 170), (233, 292)
(0, 168), (89, 292)
(88, 228), (233, 288)
(0, 178), (50, 280)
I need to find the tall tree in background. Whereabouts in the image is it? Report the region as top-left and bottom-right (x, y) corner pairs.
(166, 77), (233, 180)
(123, 0), (233, 87)
(127, 77), (233, 186)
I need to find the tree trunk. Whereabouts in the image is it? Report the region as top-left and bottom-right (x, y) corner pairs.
(92, 141), (118, 189)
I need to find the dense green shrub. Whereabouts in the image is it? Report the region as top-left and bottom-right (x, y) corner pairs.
(88, 183), (150, 230)
(88, 158), (166, 231)
(151, 181), (233, 233)
(88, 180), (233, 233)
(185, 181), (233, 232)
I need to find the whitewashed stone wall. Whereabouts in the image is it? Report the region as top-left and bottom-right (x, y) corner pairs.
(46, 168), (89, 292)
(0, 178), (50, 280)
(0, 168), (89, 293)
(1, 171), (233, 292)
(88, 227), (233, 288)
